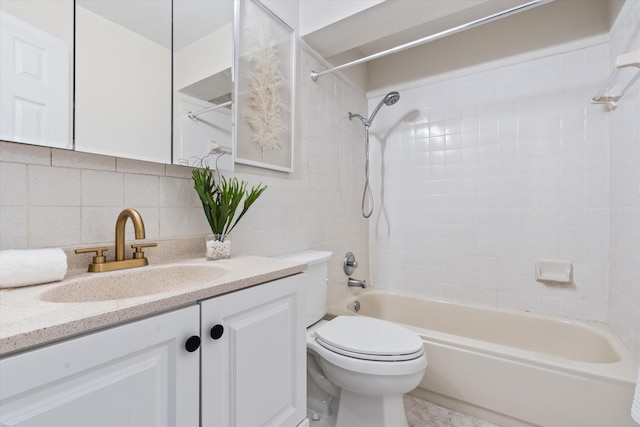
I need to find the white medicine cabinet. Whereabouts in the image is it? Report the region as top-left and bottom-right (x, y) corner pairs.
(0, 0), (235, 168)
(74, 0), (172, 163)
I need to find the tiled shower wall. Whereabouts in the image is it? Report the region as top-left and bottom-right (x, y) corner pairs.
(0, 45), (368, 308)
(369, 33), (611, 319)
(369, 1), (639, 356)
(608, 0), (639, 357)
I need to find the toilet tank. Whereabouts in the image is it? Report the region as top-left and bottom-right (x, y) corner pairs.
(276, 250), (332, 327)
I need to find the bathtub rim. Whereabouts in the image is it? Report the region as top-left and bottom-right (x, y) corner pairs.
(327, 288), (639, 386)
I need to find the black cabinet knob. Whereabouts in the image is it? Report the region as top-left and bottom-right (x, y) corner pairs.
(210, 324), (224, 340)
(185, 335), (201, 352)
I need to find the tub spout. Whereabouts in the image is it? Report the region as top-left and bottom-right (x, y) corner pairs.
(348, 277), (367, 288)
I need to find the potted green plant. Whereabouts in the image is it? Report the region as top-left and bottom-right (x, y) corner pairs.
(192, 166), (267, 260)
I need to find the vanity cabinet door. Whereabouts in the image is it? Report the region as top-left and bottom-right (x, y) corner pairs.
(200, 274), (306, 427)
(0, 306), (200, 427)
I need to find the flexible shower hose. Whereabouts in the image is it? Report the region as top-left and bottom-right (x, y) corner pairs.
(362, 126), (374, 218)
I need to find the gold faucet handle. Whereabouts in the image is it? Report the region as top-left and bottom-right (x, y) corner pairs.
(75, 246), (109, 264)
(131, 242), (157, 259)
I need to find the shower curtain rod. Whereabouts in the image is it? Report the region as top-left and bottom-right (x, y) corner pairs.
(310, 0), (553, 82)
(187, 100), (232, 121)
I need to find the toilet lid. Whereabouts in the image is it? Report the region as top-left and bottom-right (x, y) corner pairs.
(314, 316), (424, 361)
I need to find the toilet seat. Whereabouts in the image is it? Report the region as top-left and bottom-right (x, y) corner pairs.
(314, 316), (424, 361)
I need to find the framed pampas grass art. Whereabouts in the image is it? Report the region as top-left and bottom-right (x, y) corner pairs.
(235, 0), (295, 172)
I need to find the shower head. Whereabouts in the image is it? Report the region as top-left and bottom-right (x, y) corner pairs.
(347, 91), (400, 218)
(348, 91), (400, 128)
(367, 91), (400, 124)
(383, 91), (400, 106)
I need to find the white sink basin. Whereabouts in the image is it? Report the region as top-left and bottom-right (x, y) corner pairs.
(40, 264), (226, 303)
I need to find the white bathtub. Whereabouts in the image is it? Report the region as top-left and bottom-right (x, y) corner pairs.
(328, 290), (639, 427)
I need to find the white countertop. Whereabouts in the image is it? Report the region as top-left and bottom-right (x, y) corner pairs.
(0, 256), (306, 356)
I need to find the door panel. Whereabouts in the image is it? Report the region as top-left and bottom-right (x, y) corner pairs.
(0, 10), (70, 148)
(0, 306), (200, 427)
(200, 275), (305, 427)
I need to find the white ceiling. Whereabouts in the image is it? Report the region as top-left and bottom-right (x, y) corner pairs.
(77, 0), (554, 62)
(77, 0), (233, 50)
(302, 0), (538, 60)
(173, 0), (233, 50)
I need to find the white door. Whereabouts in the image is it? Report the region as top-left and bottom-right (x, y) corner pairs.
(0, 10), (70, 148)
(0, 306), (200, 427)
(200, 274), (306, 427)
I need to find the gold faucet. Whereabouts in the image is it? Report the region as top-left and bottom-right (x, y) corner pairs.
(75, 208), (157, 272)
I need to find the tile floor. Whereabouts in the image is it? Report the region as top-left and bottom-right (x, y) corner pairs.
(403, 395), (499, 427)
(308, 394), (498, 427)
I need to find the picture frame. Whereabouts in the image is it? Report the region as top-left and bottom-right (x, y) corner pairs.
(234, 0), (295, 172)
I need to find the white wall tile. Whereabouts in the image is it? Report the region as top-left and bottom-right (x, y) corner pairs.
(30, 207), (82, 247)
(82, 170), (124, 207)
(0, 162), (27, 206)
(0, 207), (27, 249)
(159, 207), (191, 238)
(607, 0), (640, 357)
(81, 207), (124, 244)
(124, 174), (159, 207)
(52, 149), (116, 171)
(29, 166), (81, 207)
(159, 176), (196, 208)
(370, 34), (613, 323)
(116, 158), (165, 176)
(0, 141), (50, 165)
(131, 207), (159, 240)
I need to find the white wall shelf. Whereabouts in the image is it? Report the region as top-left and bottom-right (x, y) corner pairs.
(592, 49), (640, 110)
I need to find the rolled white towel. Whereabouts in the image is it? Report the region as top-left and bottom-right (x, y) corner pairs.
(0, 249), (68, 289)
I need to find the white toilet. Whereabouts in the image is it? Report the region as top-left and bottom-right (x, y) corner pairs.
(280, 251), (427, 427)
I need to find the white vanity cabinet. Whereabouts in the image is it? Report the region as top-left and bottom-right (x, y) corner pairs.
(0, 273), (307, 427)
(200, 274), (306, 427)
(0, 305), (201, 427)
